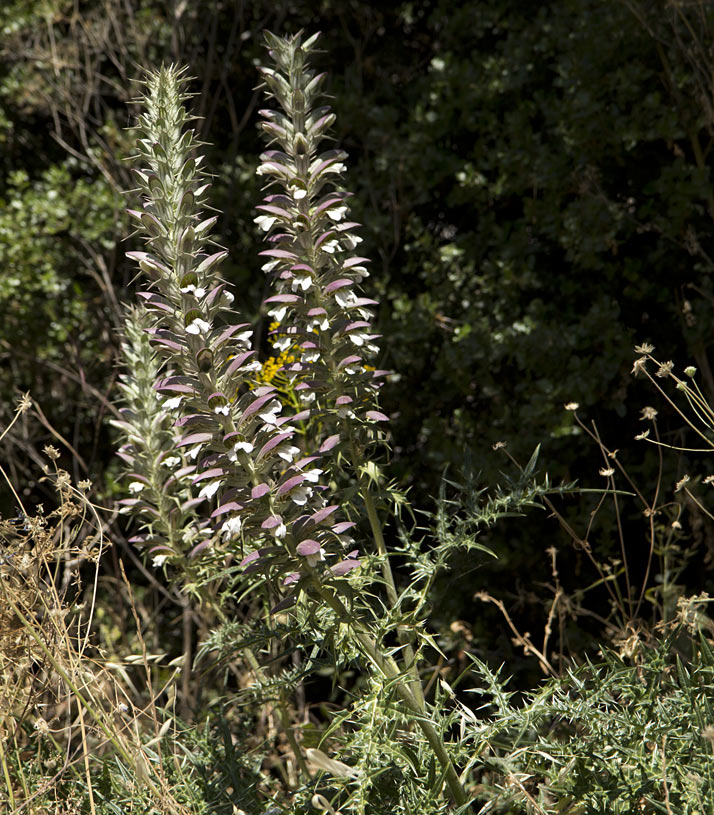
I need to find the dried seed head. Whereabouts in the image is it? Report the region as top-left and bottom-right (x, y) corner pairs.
(655, 360), (674, 378)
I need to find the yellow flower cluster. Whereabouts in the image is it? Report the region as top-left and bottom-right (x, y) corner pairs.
(259, 349), (297, 383)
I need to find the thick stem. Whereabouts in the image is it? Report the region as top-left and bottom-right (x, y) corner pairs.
(244, 646), (310, 780)
(354, 455), (426, 711)
(318, 586), (469, 809)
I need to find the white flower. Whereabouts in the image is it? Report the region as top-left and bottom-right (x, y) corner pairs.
(236, 330), (254, 344)
(322, 239), (340, 254)
(198, 480), (221, 500)
(244, 360), (262, 372)
(336, 223), (363, 248)
(305, 547), (325, 567)
(152, 554), (169, 568)
(258, 400), (282, 425)
(302, 349), (320, 363)
(185, 318), (211, 335)
(349, 331), (368, 347)
(342, 234), (362, 250)
(186, 443), (202, 460)
(307, 316), (329, 332)
(269, 304), (288, 321)
(220, 516), (242, 539)
(350, 265), (369, 281)
(290, 485), (313, 506)
(228, 440), (254, 462)
(274, 335), (292, 352)
(180, 284), (206, 297)
(214, 404), (230, 415)
(299, 390), (316, 404)
(163, 396), (183, 410)
(291, 274), (312, 292)
(335, 290), (357, 309)
(327, 206), (348, 221)
(254, 214), (277, 231)
(277, 444), (300, 462)
(302, 468), (323, 483)
(325, 162), (346, 174)
(273, 522), (287, 539)
(222, 291), (234, 305)
(291, 186), (308, 199)
(128, 481), (145, 494)
(181, 526), (199, 545)
(337, 406), (356, 418)
(163, 456), (180, 468)
(262, 259), (280, 273)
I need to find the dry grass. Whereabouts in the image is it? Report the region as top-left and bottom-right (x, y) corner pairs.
(0, 396), (204, 814)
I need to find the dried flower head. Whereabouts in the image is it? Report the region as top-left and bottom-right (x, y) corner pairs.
(16, 392), (32, 414)
(655, 360), (674, 378)
(43, 445), (60, 461)
(631, 356), (647, 376)
(675, 475), (690, 493)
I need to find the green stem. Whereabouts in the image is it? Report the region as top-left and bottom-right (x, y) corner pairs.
(0, 725), (15, 811)
(317, 585), (469, 809)
(349, 435), (426, 711)
(244, 646), (310, 780)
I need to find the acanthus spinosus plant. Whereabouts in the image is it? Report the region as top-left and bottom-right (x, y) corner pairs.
(119, 64), (360, 608)
(116, 41), (471, 810)
(254, 32), (411, 634)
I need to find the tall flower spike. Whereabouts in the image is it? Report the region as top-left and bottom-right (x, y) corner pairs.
(112, 305), (204, 567)
(123, 65), (359, 598)
(256, 32), (389, 460)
